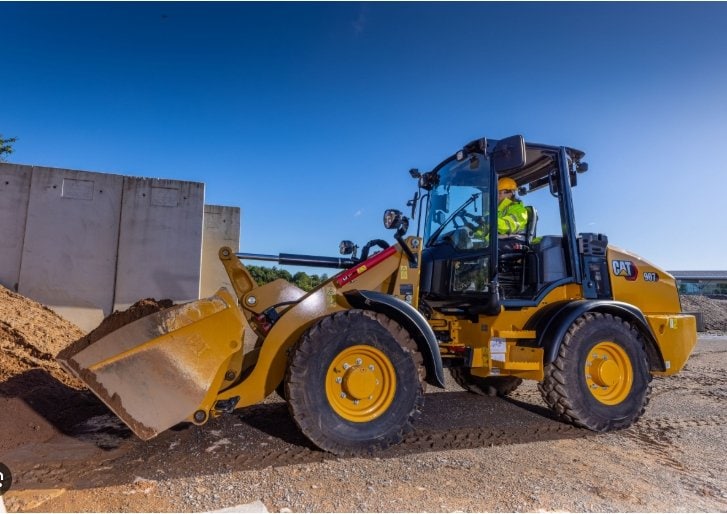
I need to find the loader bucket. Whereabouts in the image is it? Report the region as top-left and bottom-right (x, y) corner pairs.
(57, 289), (245, 440)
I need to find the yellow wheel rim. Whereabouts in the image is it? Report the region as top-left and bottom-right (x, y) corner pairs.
(584, 341), (633, 405)
(325, 345), (396, 423)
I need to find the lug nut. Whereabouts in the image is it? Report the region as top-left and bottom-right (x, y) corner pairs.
(368, 364), (375, 371)
(343, 363), (350, 370)
(340, 392), (347, 398)
(336, 377), (342, 384)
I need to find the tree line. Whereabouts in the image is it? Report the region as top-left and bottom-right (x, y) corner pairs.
(247, 265), (329, 292)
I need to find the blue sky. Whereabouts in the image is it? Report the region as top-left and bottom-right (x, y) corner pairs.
(3, 2), (726, 271)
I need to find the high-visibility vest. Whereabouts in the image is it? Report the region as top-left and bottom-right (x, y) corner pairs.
(497, 197), (528, 236)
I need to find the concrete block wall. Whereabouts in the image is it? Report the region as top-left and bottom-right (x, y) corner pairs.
(0, 163), (238, 332)
(200, 205), (241, 298)
(114, 177), (204, 312)
(18, 166), (125, 330)
(0, 164), (31, 291)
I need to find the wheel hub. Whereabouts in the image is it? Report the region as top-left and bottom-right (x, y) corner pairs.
(343, 367), (378, 400)
(326, 345), (396, 422)
(584, 341), (634, 405)
(591, 358), (620, 387)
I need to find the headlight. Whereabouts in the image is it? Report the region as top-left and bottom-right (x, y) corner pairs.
(383, 209), (403, 230)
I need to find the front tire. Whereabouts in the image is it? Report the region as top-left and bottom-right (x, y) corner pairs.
(286, 310), (425, 455)
(539, 312), (651, 432)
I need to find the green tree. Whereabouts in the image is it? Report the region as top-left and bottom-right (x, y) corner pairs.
(0, 135), (18, 162)
(248, 265), (329, 292)
(247, 265), (293, 286)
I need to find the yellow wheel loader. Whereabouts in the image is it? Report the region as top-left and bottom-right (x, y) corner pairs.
(57, 135), (697, 455)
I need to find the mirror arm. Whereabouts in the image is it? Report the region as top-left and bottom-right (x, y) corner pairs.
(394, 219), (417, 266)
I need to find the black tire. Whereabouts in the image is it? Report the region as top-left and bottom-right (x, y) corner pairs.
(275, 381), (287, 401)
(286, 309), (425, 455)
(449, 368), (522, 397)
(538, 312), (652, 432)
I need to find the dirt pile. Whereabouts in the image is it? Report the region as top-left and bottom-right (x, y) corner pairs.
(0, 284), (84, 386)
(0, 288), (174, 455)
(680, 294), (727, 332)
(57, 297), (173, 362)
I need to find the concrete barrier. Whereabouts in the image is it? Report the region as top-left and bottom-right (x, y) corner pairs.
(18, 166), (124, 331)
(200, 205), (240, 298)
(113, 177), (204, 312)
(0, 163), (239, 332)
(0, 164), (31, 291)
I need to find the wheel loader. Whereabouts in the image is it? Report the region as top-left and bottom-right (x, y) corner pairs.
(57, 135), (697, 455)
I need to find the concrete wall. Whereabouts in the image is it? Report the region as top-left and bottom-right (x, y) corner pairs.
(113, 178), (204, 311)
(0, 164), (31, 291)
(200, 205), (240, 298)
(0, 163), (237, 332)
(18, 166), (124, 330)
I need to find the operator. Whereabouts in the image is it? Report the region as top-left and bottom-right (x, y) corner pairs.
(472, 177), (529, 251)
(495, 177), (529, 252)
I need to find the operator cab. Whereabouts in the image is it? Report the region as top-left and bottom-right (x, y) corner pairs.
(416, 135), (588, 317)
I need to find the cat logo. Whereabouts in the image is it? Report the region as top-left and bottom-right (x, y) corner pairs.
(612, 260), (638, 281)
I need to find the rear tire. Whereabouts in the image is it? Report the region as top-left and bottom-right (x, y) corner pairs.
(538, 312), (651, 431)
(286, 310), (425, 455)
(449, 368), (522, 397)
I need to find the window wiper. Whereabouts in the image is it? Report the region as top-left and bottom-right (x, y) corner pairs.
(426, 193), (480, 246)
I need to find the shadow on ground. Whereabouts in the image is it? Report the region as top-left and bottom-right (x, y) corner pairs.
(2, 375), (589, 492)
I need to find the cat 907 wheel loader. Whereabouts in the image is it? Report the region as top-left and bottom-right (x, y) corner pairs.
(57, 135), (697, 455)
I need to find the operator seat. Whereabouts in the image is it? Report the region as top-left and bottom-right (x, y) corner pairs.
(522, 206), (537, 246)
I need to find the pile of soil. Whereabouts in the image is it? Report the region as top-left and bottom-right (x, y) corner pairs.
(57, 298), (173, 362)
(0, 286), (174, 452)
(0, 284), (84, 386)
(680, 294), (727, 332)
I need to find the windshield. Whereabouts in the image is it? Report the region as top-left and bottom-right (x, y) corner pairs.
(424, 154), (492, 249)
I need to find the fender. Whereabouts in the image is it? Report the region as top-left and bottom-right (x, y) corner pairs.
(344, 290), (446, 388)
(527, 300), (665, 371)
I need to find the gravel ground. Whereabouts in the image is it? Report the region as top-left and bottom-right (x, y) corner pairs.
(2, 285), (726, 512)
(2, 336), (726, 513)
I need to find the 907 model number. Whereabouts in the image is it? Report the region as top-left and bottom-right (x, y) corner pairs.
(643, 272), (659, 282)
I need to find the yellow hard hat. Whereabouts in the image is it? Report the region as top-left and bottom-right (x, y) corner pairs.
(498, 177), (517, 191)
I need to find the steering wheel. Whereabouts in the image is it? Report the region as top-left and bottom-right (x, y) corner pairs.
(456, 211), (483, 231)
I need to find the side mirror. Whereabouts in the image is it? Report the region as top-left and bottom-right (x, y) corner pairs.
(383, 209), (404, 230)
(339, 240), (357, 256)
(493, 135), (525, 173)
